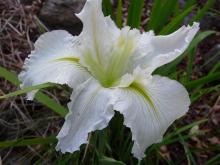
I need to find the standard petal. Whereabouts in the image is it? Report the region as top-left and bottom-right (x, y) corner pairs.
(137, 22), (199, 74)
(77, 0), (120, 66)
(19, 30), (90, 100)
(113, 75), (190, 159)
(56, 79), (115, 153)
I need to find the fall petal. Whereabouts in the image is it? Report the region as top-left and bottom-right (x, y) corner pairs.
(56, 79), (114, 153)
(113, 74), (190, 159)
(18, 30), (89, 100)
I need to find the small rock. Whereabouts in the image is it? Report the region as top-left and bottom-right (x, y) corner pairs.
(39, 0), (86, 35)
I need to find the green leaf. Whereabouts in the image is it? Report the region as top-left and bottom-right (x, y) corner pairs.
(186, 31), (216, 54)
(36, 92), (67, 117)
(0, 66), (68, 117)
(102, 0), (113, 17)
(0, 136), (57, 148)
(148, 0), (163, 30)
(185, 72), (220, 89)
(127, 0), (145, 28)
(177, 130), (197, 165)
(209, 61), (220, 74)
(184, 30), (216, 81)
(148, 0), (178, 32)
(163, 119), (207, 141)
(190, 0), (215, 24)
(190, 84), (220, 103)
(186, 48), (196, 81)
(0, 83), (54, 99)
(184, 0), (196, 10)
(148, 119), (207, 156)
(205, 153), (220, 165)
(159, 5), (195, 34)
(0, 66), (20, 85)
(99, 156), (125, 165)
(158, 0), (178, 26)
(116, 0), (123, 28)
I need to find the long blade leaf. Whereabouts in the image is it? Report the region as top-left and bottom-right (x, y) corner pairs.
(0, 83), (53, 99)
(0, 66), (68, 117)
(190, 0), (215, 23)
(159, 5), (195, 34)
(0, 136), (57, 148)
(127, 0), (144, 28)
(116, 0), (123, 28)
(185, 72), (220, 89)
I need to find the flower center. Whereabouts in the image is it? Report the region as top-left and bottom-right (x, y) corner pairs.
(81, 29), (138, 88)
(54, 28), (139, 88)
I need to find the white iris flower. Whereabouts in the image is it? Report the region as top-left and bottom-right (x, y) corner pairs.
(19, 0), (199, 160)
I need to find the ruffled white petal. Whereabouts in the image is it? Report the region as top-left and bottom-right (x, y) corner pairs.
(56, 79), (115, 153)
(19, 30), (90, 100)
(136, 22), (199, 74)
(77, 0), (120, 66)
(112, 71), (190, 159)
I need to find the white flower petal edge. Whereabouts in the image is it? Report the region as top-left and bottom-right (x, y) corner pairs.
(18, 30), (90, 100)
(137, 22), (199, 74)
(56, 79), (115, 153)
(112, 68), (190, 160)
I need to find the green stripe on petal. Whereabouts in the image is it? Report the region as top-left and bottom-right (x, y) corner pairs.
(130, 82), (157, 114)
(54, 57), (80, 63)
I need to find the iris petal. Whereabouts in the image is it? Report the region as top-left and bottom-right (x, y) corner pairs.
(113, 69), (190, 159)
(135, 22), (199, 74)
(56, 79), (115, 153)
(18, 30), (90, 100)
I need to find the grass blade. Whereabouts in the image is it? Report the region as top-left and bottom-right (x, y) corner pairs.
(147, 119), (207, 155)
(102, 0), (113, 17)
(190, 0), (215, 24)
(184, 0), (196, 10)
(186, 48), (196, 81)
(148, 0), (162, 30)
(186, 31), (216, 54)
(164, 119), (207, 141)
(99, 156), (125, 165)
(116, 0), (123, 28)
(35, 92), (68, 117)
(0, 83), (53, 99)
(205, 153), (220, 165)
(0, 66), (68, 117)
(0, 66), (20, 85)
(209, 61), (220, 74)
(148, 0), (178, 32)
(190, 84), (220, 103)
(185, 72), (220, 89)
(177, 131), (197, 165)
(127, 0), (145, 28)
(0, 136), (57, 148)
(184, 30), (216, 81)
(159, 5), (195, 35)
